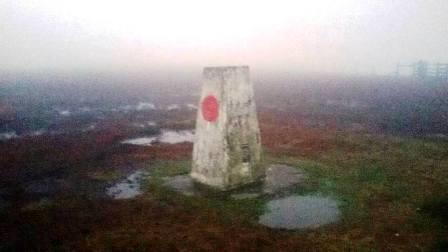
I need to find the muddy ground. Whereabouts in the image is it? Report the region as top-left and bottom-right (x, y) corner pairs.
(1, 76), (447, 251)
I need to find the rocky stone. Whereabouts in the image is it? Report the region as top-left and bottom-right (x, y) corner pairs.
(263, 164), (306, 194)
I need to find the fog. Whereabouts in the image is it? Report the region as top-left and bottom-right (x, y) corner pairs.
(2, 2), (448, 250)
(2, 0), (447, 75)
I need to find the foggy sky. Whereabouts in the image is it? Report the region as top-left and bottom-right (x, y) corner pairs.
(1, 0), (447, 75)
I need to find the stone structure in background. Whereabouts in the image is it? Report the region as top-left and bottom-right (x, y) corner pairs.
(191, 66), (263, 190)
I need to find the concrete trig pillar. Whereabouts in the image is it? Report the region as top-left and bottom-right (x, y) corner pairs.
(191, 66), (263, 190)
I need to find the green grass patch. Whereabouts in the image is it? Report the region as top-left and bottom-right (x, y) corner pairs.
(148, 160), (191, 177)
(141, 159), (266, 224)
(140, 134), (447, 250)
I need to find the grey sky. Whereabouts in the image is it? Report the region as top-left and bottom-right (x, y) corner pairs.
(1, 0), (447, 75)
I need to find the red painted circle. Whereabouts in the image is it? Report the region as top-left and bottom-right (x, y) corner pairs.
(201, 95), (219, 122)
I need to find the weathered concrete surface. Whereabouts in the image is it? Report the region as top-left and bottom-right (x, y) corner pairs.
(263, 164), (306, 194)
(191, 66), (263, 190)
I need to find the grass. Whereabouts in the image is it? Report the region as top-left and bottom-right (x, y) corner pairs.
(141, 133), (448, 249)
(147, 159), (191, 177)
(143, 159), (267, 224)
(2, 130), (447, 250)
(263, 133), (448, 249)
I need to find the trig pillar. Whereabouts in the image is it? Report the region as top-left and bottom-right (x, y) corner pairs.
(191, 66), (263, 190)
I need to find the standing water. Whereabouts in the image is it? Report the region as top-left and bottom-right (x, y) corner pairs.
(120, 129), (194, 146)
(106, 170), (150, 199)
(259, 195), (340, 230)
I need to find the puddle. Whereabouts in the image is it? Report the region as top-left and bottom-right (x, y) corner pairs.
(143, 162), (337, 230)
(263, 164), (306, 194)
(121, 136), (158, 146)
(28, 129), (47, 136)
(117, 102), (156, 113)
(136, 102), (156, 111)
(146, 121), (157, 126)
(166, 104), (180, 110)
(158, 130), (194, 144)
(132, 123), (147, 128)
(53, 107), (71, 116)
(186, 104), (197, 110)
(58, 110), (71, 116)
(132, 121), (157, 129)
(0, 130), (48, 141)
(82, 124), (97, 132)
(0, 131), (18, 141)
(121, 130), (194, 146)
(259, 195), (340, 230)
(106, 170), (150, 199)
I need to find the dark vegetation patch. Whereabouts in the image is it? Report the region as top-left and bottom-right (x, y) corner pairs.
(421, 197), (448, 225)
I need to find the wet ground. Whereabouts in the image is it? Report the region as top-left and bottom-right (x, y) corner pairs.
(259, 195), (340, 229)
(162, 175), (196, 196)
(1, 78), (448, 250)
(106, 170), (150, 199)
(103, 163), (340, 230)
(121, 129), (194, 146)
(262, 164), (307, 194)
(161, 164), (307, 198)
(157, 164), (340, 230)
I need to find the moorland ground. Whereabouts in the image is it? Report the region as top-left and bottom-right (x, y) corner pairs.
(0, 75), (447, 251)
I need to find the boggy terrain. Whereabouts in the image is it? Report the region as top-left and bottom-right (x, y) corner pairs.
(1, 75), (447, 251)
